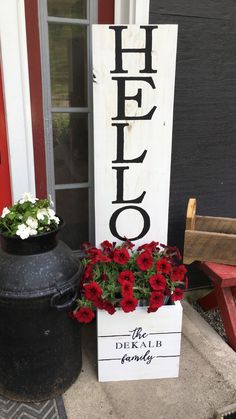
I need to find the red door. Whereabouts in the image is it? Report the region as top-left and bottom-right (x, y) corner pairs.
(0, 65), (12, 211)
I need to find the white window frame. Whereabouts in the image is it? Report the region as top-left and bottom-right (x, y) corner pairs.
(115, 0), (150, 24)
(0, 0), (35, 202)
(38, 0), (97, 245)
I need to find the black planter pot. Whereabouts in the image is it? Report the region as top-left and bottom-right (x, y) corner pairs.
(0, 228), (82, 402)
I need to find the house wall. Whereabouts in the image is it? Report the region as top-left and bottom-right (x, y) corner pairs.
(149, 0), (236, 252)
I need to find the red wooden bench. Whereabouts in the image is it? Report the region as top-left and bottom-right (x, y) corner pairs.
(197, 261), (236, 351)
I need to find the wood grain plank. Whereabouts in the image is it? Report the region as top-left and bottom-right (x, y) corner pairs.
(195, 216), (236, 234)
(186, 198), (196, 230)
(183, 230), (236, 265)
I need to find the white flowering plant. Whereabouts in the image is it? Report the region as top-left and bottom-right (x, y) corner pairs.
(0, 193), (60, 240)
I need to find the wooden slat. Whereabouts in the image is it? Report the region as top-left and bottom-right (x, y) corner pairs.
(186, 198), (196, 231)
(195, 215), (236, 234)
(183, 230), (236, 265)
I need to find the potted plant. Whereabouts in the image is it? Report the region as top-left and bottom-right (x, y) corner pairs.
(0, 192), (60, 239)
(72, 240), (187, 382)
(72, 239), (187, 323)
(0, 193), (82, 401)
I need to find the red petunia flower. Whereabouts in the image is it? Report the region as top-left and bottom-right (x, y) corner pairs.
(121, 280), (133, 298)
(103, 301), (116, 315)
(92, 296), (104, 309)
(87, 248), (111, 263)
(122, 238), (135, 249)
(73, 307), (95, 323)
(170, 265), (187, 282)
(136, 251), (153, 271)
(137, 241), (159, 252)
(149, 274), (166, 291)
(101, 240), (113, 250)
(120, 296), (138, 313)
(171, 288), (184, 301)
(156, 257), (172, 274)
(82, 263), (93, 281)
(113, 248), (130, 265)
(84, 281), (102, 301)
(101, 273), (109, 281)
(165, 246), (182, 261)
(118, 270), (135, 284)
(148, 291), (164, 312)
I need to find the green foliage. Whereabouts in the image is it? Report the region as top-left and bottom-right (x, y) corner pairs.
(0, 193), (60, 239)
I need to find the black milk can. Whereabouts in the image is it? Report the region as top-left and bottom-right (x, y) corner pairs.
(0, 229), (82, 402)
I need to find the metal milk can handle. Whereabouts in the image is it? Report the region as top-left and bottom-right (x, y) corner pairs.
(50, 286), (79, 311)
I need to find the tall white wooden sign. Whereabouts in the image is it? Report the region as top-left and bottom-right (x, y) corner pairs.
(93, 25), (178, 246)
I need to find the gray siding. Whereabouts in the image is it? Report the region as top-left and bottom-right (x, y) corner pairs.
(150, 1), (236, 255)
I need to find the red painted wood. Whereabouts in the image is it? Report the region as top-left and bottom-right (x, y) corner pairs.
(198, 288), (236, 311)
(198, 290), (218, 311)
(201, 262), (236, 287)
(197, 261), (236, 350)
(98, 0), (114, 23)
(24, 0), (47, 199)
(0, 65), (12, 211)
(214, 283), (236, 351)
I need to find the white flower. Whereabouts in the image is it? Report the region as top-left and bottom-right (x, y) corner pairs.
(47, 208), (60, 225)
(48, 208), (56, 218)
(29, 228), (37, 236)
(16, 224), (31, 240)
(37, 208), (48, 221)
(26, 216), (38, 230)
(1, 207), (10, 218)
(51, 215), (60, 225)
(19, 192), (38, 204)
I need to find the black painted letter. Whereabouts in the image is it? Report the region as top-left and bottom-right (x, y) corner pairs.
(109, 25), (158, 74)
(112, 166), (146, 203)
(112, 123), (147, 163)
(109, 206), (150, 241)
(112, 77), (157, 120)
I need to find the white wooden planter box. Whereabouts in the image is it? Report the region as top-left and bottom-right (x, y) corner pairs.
(97, 301), (183, 382)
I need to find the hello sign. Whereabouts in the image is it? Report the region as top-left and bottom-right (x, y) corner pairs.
(93, 25), (178, 246)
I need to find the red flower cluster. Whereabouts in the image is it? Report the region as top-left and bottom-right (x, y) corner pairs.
(71, 240), (188, 323)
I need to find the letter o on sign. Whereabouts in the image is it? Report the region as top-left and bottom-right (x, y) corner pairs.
(109, 205), (150, 241)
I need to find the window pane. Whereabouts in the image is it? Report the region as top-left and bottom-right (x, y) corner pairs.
(47, 0), (87, 19)
(53, 113), (88, 184)
(49, 24), (87, 107)
(56, 188), (89, 249)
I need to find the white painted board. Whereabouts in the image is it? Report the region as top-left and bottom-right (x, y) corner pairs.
(97, 302), (183, 382)
(93, 24), (178, 247)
